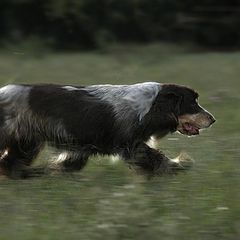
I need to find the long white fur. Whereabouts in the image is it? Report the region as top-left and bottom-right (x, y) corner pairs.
(84, 82), (162, 121)
(62, 86), (78, 91)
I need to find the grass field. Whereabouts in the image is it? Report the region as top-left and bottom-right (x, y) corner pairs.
(0, 43), (240, 240)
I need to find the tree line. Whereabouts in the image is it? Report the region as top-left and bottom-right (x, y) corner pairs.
(0, 0), (239, 50)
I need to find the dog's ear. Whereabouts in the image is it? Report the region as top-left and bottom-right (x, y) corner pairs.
(162, 91), (182, 115)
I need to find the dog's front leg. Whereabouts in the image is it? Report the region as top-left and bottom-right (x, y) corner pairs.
(123, 143), (181, 174)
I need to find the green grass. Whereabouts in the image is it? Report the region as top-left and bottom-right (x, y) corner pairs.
(0, 43), (240, 240)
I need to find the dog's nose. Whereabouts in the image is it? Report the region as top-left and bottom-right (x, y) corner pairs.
(208, 114), (216, 125)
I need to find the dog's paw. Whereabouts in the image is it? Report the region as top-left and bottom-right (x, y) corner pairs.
(169, 151), (194, 170)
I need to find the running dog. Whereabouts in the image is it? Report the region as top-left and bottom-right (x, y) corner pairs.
(0, 82), (215, 177)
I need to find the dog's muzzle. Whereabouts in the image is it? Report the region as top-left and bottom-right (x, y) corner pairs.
(177, 110), (216, 136)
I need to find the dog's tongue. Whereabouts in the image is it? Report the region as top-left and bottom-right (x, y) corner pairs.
(184, 123), (199, 135)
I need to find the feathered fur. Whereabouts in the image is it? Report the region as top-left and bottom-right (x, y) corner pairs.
(0, 82), (215, 178)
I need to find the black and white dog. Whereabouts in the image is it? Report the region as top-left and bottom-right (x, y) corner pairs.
(0, 82), (215, 177)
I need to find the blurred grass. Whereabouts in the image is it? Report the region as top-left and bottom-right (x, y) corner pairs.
(0, 43), (240, 240)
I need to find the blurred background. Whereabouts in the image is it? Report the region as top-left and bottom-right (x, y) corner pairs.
(0, 1), (240, 240)
(1, 0), (240, 50)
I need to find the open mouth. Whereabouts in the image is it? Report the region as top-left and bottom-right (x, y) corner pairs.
(178, 122), (200, 136)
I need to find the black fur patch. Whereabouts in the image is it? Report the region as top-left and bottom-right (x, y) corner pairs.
(28, 85), (117, 153)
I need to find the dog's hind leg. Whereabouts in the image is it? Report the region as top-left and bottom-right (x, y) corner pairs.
(0, 138), (43, 178)
(50, 150), (90, 172)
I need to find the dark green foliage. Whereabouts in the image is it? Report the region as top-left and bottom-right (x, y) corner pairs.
(1, 0), (240, 49)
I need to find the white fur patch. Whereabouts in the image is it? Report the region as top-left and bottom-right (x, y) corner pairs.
(110, 154), (121, 163)
(0, 85), (31, 136)
(146, 136), (158, 149)
(0, 149), (9, 160)
(0, 84), (29, 98)
(55, 152), (69, 163)
(85, 82), (161, 121)
(169, 152), (194, 168)
(62, 86), (78, 91)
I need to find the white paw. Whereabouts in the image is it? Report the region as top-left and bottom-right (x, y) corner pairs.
(169, 151), (194, 169)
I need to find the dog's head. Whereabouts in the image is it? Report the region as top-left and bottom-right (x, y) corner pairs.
(161, 84), (216, 136)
